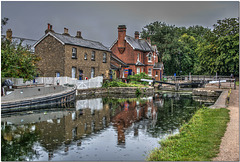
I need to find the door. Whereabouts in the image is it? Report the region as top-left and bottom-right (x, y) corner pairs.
(72, 67), (76, 78)
(128, 69), (132, 75)
(79, 70), (83, 80)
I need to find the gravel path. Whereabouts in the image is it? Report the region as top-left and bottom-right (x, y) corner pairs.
(213, 88), (239, 161)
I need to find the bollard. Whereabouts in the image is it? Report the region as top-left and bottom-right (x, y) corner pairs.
(219, 79), (221, 89)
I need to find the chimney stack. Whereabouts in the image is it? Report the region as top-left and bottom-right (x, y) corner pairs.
(45, 23), (54, 34)
(6, 29), (12, 42)
(76, 31), (82, 38)
(135, 31), (139, 39)
(63, 28), (70, 36)
(118, 25), (127, 54)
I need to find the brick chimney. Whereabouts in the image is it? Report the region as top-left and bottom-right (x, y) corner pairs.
(76, 31), (82, 38)
(45, 23), (54, 34)
(6, 29), (12, 42)
(63, 28), (70, 36)
(118, 25), (126, 54)
(135, 31), (139, 39)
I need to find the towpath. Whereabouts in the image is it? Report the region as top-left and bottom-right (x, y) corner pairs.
(213, 87), (239, 161)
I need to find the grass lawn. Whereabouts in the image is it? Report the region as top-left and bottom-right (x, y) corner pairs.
(147, 107), (230, 161)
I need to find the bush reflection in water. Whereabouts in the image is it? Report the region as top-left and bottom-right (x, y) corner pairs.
(1, 92), (214, 161)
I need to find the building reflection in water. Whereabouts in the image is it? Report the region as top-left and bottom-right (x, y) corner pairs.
(34, 98), (111, 154)
(110, 97), (159, 146)
(2, 93), (207, 161)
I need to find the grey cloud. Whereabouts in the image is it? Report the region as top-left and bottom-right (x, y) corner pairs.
(1, 1), (238, 47)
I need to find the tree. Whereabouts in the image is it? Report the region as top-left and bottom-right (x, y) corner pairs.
(1, 39), (40, 81)
(1, 18), (40, 81)
(196, 17), (239, 75)
(141, 21), (209, 75)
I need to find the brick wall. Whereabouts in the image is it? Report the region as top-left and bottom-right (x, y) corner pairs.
(35, 35), (111, 79)
(64, 45), (111, 79)
(35, 35), (65, 77)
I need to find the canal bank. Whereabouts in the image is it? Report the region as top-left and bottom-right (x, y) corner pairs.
(147, 83), (238, 161)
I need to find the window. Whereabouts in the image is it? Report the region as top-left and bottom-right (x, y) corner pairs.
(84, 53), (87, 60)
(148, 68), (152, 76)
(72, 48), (77, 58)
(137, 53), (140, 61)
(137, 68), (140, 74)
(148, 53), (152, 62)
(91, 67), (95, 78)
(91, 51), (95, 61)
(103, 52), (107, 63)
(142, 68), (144, 73)
(72, 67), (76, 78)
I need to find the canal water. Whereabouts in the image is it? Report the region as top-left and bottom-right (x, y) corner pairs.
(1, 92), (216, 161)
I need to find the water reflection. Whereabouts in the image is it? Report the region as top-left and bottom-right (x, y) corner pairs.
(1, 92), (216, 161)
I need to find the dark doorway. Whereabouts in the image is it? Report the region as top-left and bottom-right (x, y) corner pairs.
(79, 70), (83, 80)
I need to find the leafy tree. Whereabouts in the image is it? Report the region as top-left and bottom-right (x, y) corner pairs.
(1, 18), (40, 81)
(1, 39), (40, 81)
(196, 17), (239, 75)
(141, 22), (209, 75)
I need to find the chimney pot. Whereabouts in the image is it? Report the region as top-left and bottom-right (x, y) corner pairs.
(135, 31), (139, 39)
(76, 31), (82, 38)
(45, 23), (54, 34)
(63, 28), (70, 36)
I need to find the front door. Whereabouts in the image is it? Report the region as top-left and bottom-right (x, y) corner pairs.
(79, 70), (83, 80)
(128, 69), (132, 76)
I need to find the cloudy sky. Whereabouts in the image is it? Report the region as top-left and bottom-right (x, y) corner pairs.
(1, 1), (239, 47)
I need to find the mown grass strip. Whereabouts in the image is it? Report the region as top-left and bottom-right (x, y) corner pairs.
(147, 107), (230, 161)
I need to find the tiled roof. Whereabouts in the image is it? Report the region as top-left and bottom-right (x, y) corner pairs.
(153, 62), (164, 69)
(35, 32), (111, 52)
(125, 35), (153, 52)
(110, 63), (120, 70)
(1, 35), (37, 53)
(111, 53), (128, 66)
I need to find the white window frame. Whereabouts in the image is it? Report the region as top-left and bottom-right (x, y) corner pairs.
(137, 53), (140, 61)
(148, 68), (152, 76)
(72, 48), (77, 58)
(137, 68), (140, 74)
(148, 54), (152, 62)
(103, 52), (107, 63)
(84, 53), (87, 60)
(91, 51), (95, 61)
(91, 67), (95, 78)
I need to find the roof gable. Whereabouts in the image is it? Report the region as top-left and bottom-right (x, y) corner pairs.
(125, 35), (153, 52)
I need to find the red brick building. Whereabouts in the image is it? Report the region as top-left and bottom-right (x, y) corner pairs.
(110, 25), (164, 80)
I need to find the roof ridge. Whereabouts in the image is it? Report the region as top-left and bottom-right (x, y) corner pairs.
(1, 34), (37, 41)
(53, 32), (104, 45)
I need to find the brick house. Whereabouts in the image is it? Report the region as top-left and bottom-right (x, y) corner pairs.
(110, 53), (128, 79)
(34, 24), (111, 80)
(110, 25), (164, 80)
